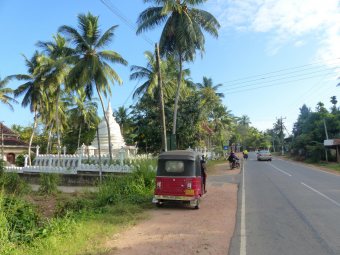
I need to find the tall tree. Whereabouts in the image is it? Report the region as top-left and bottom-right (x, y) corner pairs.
(114, 106), (130, 136)
(330, 96), (338, 114)
(59, 12), (128, 161)
(196, 76), (224, 99)
(37, 34), (73, 158)
(0, 76), (17, 110)
(137, 0), (220, 139)
(11, 52), (46, 165)
(66, 89), (98, 149)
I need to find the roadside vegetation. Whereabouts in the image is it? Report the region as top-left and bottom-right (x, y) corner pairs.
(267, 100), (340, 168)
(0, 159), (156, 255)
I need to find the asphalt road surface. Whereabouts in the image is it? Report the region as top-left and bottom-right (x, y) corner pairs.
(230, 152), (340, 255)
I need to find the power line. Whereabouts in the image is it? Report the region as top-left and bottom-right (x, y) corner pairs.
(224, 70), (337, 94)
(222, 65), (339, 89)
(99, 0), (155, 109)
(285, 73), (331, 115)
(220, 57), (340, 85)
(100, 0), (154, 46)
(221, 67), (339, 92)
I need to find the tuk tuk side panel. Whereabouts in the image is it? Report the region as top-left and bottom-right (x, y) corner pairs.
(155, 176), (202, 197)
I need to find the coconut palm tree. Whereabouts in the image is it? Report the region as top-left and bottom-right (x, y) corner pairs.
(36, 34), (73, 158)
(137, 0), (220, 138)
(59, 12), (128, 161)
(11, 52), (46, 165)
(130, 52), (191, 101)
(196, 76), (224, 99)
(238, 115), (251, 127)
(0, 76), (17, 110)
(114, 106), (130, 136)
(66, 89), (98, 149)
(130, 51), (178, 99)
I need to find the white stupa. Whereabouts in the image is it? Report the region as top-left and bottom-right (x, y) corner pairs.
(91, 103), (126, 154)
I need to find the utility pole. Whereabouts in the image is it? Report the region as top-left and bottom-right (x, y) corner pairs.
(278, 117), (286, 156)
(1, 122), (4, 161)
(323, 119), (329, 162)
(155, 43), (167, 152)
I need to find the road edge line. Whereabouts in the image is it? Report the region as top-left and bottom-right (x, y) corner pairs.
(240, 161), (246, 255)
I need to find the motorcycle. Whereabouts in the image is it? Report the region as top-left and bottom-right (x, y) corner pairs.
(230, 159), (240, 169)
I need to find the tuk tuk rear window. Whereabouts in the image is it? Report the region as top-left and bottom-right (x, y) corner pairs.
(165, 161), (184, 173)
(157, 160), (196, 176)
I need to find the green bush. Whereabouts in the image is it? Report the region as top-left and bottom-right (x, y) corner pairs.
(306, 143), (324, 163)
(0, 192), (14, 255)
(0, 172), (30, 195)
(15, 155), (25, 167)
(55, 198), (94, 217)
(96, 159), (156, 206)
(1, 194), (40, 244)
(0, 160), (4, 175)
(39, 173), (60, 195)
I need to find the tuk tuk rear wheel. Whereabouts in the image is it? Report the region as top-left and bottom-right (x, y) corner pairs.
(194, 200), (200, 209)
(156, 201), (163, 207)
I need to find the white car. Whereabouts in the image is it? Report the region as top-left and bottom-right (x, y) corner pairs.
(257, 150), (272, 161)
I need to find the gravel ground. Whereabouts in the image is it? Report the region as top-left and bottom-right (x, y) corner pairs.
(106, 162), (240, 255)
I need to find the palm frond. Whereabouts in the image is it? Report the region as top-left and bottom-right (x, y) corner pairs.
(96, 25), (118, 49)
(137, 7), (167, 34)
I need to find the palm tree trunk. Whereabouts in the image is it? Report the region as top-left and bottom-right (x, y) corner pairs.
(96, 86), (113, 161)
(56, 90), (61, 167)
(28, 110), (38, 166)
(46, 123), (53, 154)
(77, 123), (82, 150)
(155, 43), (167, 152)
(172, 53), (183, 138)
(96, 127), (102, 183)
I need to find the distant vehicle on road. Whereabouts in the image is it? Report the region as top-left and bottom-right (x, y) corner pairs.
(257, 150), (272, 161)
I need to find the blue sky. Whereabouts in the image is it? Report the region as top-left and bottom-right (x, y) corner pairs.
(0, 0), (339, 133)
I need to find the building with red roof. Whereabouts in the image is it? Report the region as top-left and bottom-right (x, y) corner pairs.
(0, 123), (29, 165)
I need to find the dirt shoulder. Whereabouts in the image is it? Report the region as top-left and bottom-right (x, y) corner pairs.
(106, 162), (239, 255)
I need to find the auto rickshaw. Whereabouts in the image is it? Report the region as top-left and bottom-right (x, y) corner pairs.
(152, 150), (205, 209)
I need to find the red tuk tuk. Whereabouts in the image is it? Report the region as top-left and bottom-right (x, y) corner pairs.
(152, 150), (205, 209)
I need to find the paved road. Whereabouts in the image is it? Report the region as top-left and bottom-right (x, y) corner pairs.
(230, 153), (340, 255)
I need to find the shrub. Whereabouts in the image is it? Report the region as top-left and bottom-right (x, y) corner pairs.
(1, 194), (40, 244)
(0, 172), (30, 195)
(39, 173), (60, 195)
(0, 192), (14, 255)
(96, 159), (156, 206)
(0, 159), (4, 175)
(15, 155), (25, 167)
(306, 143), (324, 163)
(55, 198), (94, 217)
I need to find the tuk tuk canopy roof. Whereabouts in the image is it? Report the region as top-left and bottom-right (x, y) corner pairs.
(158, 150), (201, 161)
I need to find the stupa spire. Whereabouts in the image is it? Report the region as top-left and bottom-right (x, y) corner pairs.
(106, 100), (113, 118)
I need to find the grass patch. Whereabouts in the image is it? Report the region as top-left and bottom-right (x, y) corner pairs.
(206, 159), (227, 168)
(1, 159), (157, 255)
(316, 162), (340, 172)
(14, 204), (147, 255)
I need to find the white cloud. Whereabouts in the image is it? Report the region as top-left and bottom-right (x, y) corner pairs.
(294, 40), (305, 47)
(207, 0), (340, 61)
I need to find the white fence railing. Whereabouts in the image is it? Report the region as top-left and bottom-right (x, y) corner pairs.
(5, 163), (135, 175)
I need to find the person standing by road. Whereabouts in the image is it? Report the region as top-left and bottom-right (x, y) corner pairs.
(201, 155), (207, 194)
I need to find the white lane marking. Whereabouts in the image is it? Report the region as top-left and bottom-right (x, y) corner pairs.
(269, 163), (292, 177)
(240, 161), (246, 255)
(277, 159), (339, 176)
(301, 182), (340, 207)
